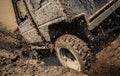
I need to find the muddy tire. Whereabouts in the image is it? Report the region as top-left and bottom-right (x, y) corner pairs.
(55, 34), (92, 73)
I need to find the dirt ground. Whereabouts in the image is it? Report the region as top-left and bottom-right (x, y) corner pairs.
(0, 25), (87, 76)
(89, 34), (120, 76)
(0, 24), (120, 76)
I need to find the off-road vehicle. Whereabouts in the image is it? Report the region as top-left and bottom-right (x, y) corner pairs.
(12, 0), (120, 73)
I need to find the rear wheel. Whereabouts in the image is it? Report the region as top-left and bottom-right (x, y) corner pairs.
(55, 34), (92, 73)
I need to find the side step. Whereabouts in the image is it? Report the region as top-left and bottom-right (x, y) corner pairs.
(88, 0), (120, 30)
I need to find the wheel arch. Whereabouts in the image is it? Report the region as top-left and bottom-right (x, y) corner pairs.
(48, 18), (90, 44)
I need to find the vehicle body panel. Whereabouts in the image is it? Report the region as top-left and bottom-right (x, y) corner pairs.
(12, 0), (119, 43)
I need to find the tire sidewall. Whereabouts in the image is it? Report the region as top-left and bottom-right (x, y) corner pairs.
(55, 39), (84, 72)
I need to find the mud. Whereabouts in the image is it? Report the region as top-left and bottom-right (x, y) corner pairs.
(89, 34), (120, 76)
(0, 23), (119, 76)
(0, 25), (87, 76)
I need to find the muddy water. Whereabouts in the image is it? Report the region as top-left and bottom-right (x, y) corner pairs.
(0, 0), (17, 32)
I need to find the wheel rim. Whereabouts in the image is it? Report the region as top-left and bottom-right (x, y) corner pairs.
(58, 47), (81, 71)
